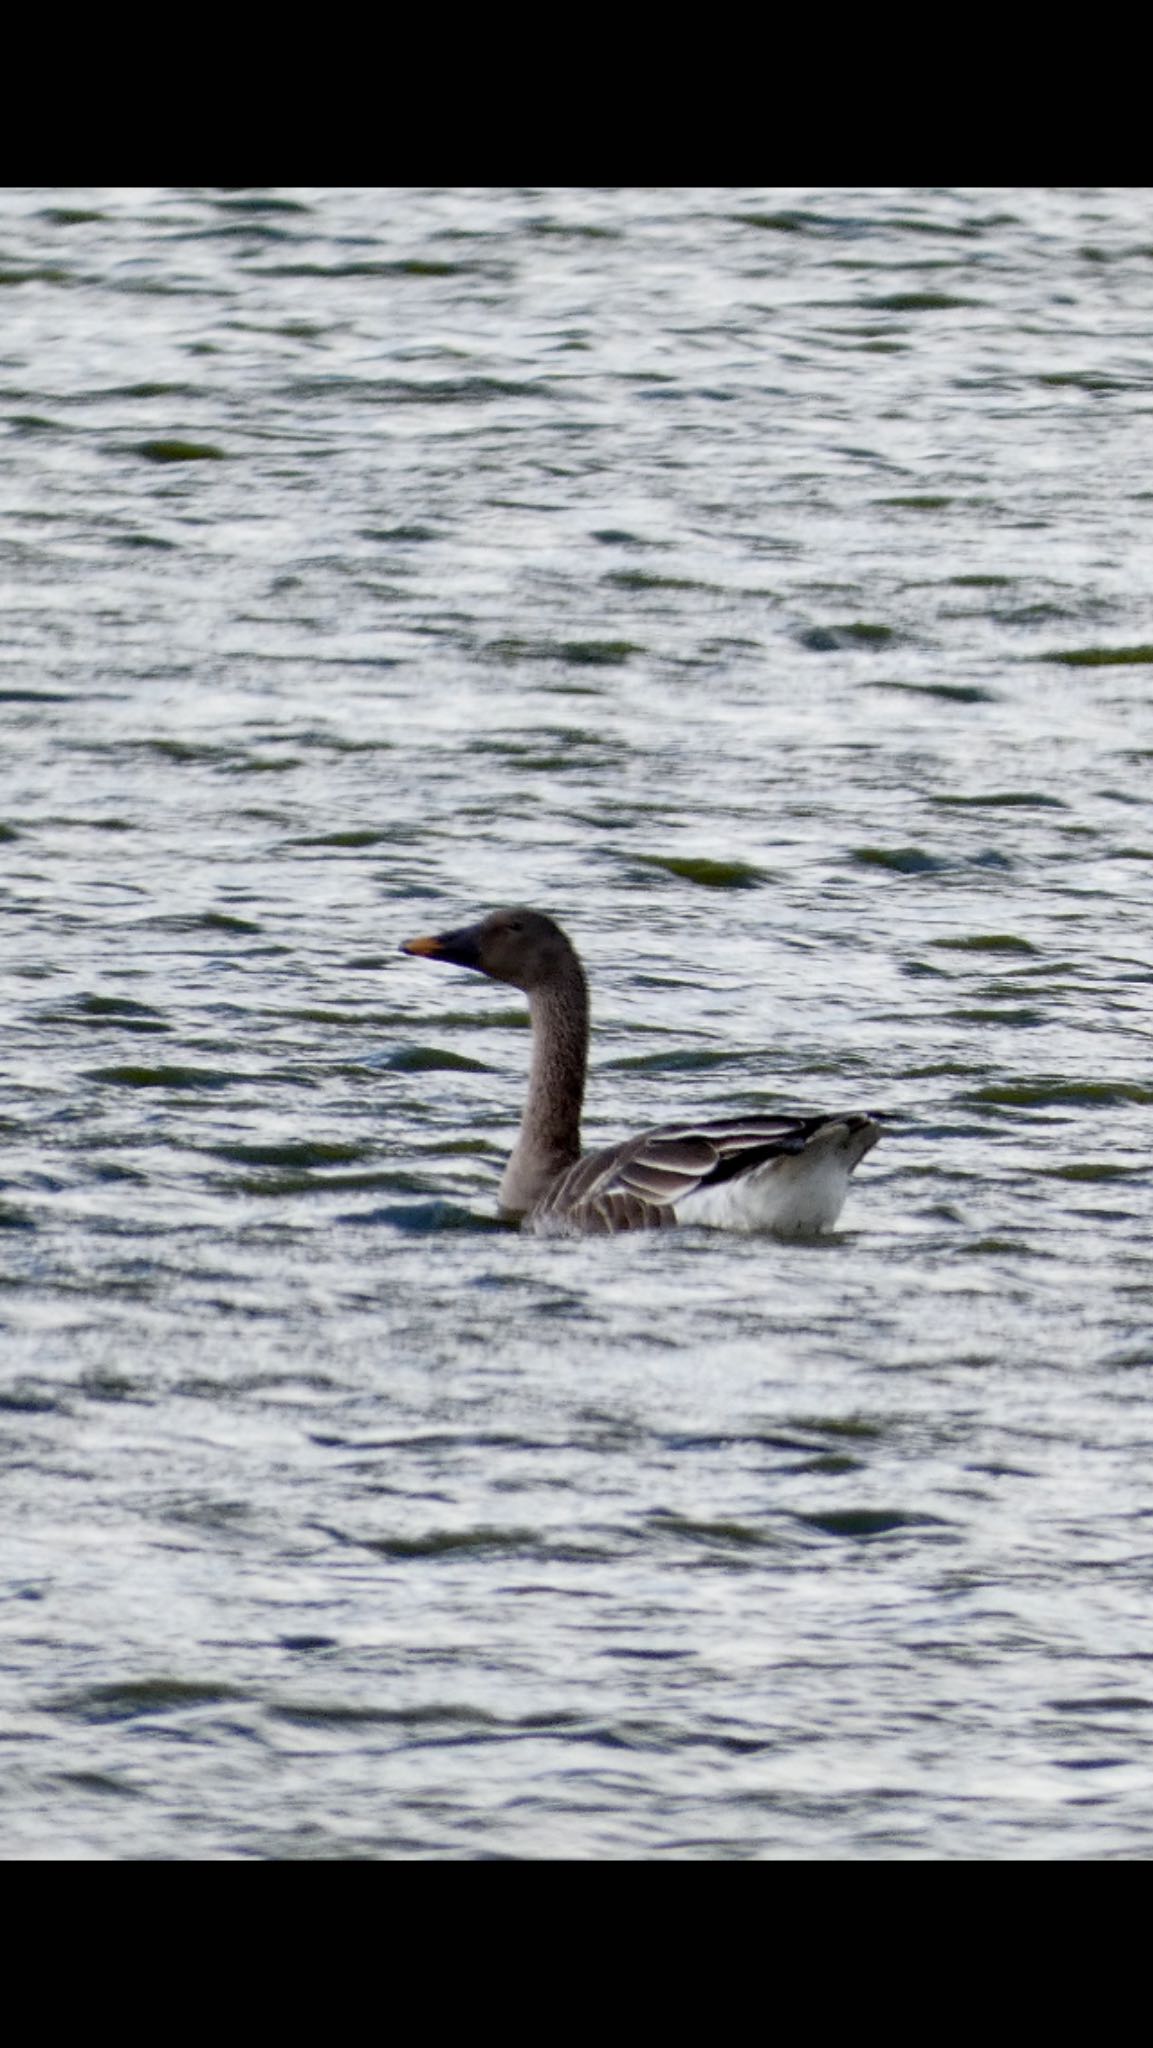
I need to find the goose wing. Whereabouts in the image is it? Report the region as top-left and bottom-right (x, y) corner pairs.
(528, 1115), (826, 1234)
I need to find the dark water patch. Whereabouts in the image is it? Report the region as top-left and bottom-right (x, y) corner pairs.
(604, 1647), (693, 1663)
(279, 1005), (407, 1027)
(53, 1771), (143, 1800)
(907, 1057), (999, 1078)
(969, 1080), (1153, 1108)
(932, 792), (1065, 810)
(890, 213), (1000, 237)
(431, 1010), (529, 1031)
(852, 845), (948, 875)
(0, 1382), (59, 1410)
(196, 911), (263, 934)
(652, 1514), (771, 1550)
(281, 734), (396, 756)
(209, 1140), (374, 1168)
(485, 636), (641, 667)
(131, 440), (228, 463)
(7, 412), (72, 436)
(484, 752), (614, 776)
(867, 679), (996, 703)
(631, 973), (707, 991)
(269, 1699), (504, 1730)
(226, 1167), (422, 1197)
(286, 370), (536, 404)
(361, 1526), (540, 1560)
(867, 292), (974, 312)
(53, 1679), (246, 1724)
(1049, 1695), (1153, 1714)
(603, 569), (705, 591)
(1043, 645), (1153, 667)
(362, 524), (439, 543)
(951, 574), (1014, 587)
(86, 1064), (237, 1090)
(633, 855), (769, 889)
(527, 219), (620, 240)
(471, 728), (613, 757)
(279, 1635), (338, 1653)
(111, 530), (178, 551)
(1054, 1755), (1131, 1773)
(533, 681), (607, 698)
(991, 602), (1078, 628)
(423, 1137), (504, 1156)
(1003, 959), (1081, 979)
(932, 934), (1037, 955)
(290, 829), (391, 848)
(312, 1426), (559, 1452)
(792, 1454), (865, 1476)
(214, 195), (311, 215)
(385, 1047), (489, 1073)
(0, 690), (78, 705)
(795, 1508), (948, 1538)
(41, 206), (107, 225)
(345, 1201), (504, 1233)
(666, 1428), (826, 1454)
(792, 1414), (885, 1441)
(731, 209), (818, 233)
(606, 1048), (746, 1073)
(79, 1371), (149, 1405)
(0, 265), (72, 287)
(275, 257), (472, 280)
(192, 211), (300, 241)
(949, 1007), (1046, 1027)
(134, 739), (234, 766)
(90, 382), (207, 404)
(68, 994), (165, 1019)
(0, 822), (22, 839)
(46, 1006), (169, 1035)
(1036, 371), (1134, 392)
(800, 622), (898, 651)
(880, 495), (953, 510)
(590, 529), (668, 547)
(1045, 1162), (1146, 1182)
(225, 754), (302, 776)
(380, 258), (466, 276)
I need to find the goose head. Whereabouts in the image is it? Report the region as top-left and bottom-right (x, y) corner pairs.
(401, 907), (577, 994)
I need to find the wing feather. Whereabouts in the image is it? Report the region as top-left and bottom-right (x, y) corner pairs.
(529, 1114), (843, 1235)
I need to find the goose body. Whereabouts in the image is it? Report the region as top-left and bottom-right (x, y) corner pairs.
(401, 908), (880, 1237)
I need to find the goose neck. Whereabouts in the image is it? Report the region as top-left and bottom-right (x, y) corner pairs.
(524, 965), (588, 1153)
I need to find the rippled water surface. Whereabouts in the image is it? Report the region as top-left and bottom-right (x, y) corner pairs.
(2, 187), (1153, 1858)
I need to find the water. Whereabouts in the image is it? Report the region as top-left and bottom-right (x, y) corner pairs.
(2, 186), (1152, 1858)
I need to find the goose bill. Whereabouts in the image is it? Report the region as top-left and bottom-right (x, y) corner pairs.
(400, 925), (484, 970)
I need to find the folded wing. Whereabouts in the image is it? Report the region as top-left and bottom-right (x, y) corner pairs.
(528, 1115), (833, 1233)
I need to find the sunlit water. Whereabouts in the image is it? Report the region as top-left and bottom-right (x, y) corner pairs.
(2, 186), (1152, 1859)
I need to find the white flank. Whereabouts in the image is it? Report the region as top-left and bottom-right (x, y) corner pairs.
(674, 1119), (872, 1235)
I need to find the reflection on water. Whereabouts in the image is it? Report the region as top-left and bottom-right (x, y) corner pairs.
(1, 187), (1152, 1858)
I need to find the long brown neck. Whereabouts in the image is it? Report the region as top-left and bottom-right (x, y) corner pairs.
(499, 956), (588, 1218)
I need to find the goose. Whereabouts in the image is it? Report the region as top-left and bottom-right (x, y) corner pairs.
(400, 908), (881, 1236)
